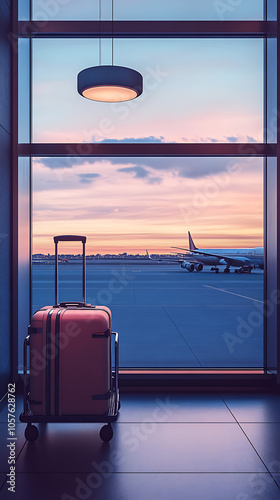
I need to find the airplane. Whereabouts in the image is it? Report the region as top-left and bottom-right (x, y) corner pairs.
(147, 232), (264, 274)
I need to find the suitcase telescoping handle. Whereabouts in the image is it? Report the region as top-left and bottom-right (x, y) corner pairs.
(54, 235), (86, 305)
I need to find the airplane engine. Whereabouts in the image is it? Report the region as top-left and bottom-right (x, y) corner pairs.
(194, 263), (203, 272)
(181, 262), (194, 272)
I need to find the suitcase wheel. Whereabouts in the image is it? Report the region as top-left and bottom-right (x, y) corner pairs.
(100, 424), (113, 442)
(25, 424), (39, 442)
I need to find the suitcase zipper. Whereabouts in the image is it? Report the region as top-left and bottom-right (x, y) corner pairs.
(45, 309), (54, 415)
(54, 309), (63, 415)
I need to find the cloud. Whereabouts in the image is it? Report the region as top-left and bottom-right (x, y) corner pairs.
(99, 136), (166, 144)
(36, 154), (238, 180)
(37, 156), (245, 182)
(118, 166), (149, 178)
(246, 136), (257, 143)
(226, 136), (238, 143)
(117, 166), (163, 184)
(114, 157), (238, 179)
(147, 176), (162, 184)
(77, 173), (100, 184)
(224, 135), (258, 144)
(34, 156), (99, 170)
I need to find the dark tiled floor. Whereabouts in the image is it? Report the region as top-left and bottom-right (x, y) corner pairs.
(273, 474), (280, 488)
(222, 393), (280, 422)
(240, 423), (280, 474)
(3, 473), (280, 500)
(0, 392), (279, 499)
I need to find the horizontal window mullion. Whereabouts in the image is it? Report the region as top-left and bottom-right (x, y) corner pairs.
(17, 20), (277, 38)
(18, 143), (277, 157)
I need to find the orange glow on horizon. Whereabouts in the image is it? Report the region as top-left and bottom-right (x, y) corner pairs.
(32, 158), (263, 255)
(33, 235), (264, 256)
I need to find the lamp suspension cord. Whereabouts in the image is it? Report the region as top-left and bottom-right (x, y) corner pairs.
(99, 0), (101, 65)
(112, 0), (114, 66)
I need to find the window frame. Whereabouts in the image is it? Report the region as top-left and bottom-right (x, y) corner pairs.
(12, 1), (280, 387)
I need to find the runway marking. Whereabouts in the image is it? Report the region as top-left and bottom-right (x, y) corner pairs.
(162, 306), (203, 367)
(203, 285), (263, 304)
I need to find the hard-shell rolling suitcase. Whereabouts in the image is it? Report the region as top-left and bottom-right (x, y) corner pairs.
(20, 235), (120, 442)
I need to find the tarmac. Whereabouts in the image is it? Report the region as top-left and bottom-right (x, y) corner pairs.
(30, 263), (264, 369)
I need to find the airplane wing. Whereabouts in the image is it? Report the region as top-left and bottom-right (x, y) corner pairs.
(172, 246), (225, 258)
(146, 249), (203, 265)
(146, 250), (181, 263)
(171, 246), (251, 266)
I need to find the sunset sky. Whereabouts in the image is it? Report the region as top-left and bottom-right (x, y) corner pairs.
(32, 156), (263, 255)
(26, 13), (265, 255)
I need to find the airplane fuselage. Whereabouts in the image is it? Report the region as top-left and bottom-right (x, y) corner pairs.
(189, 250), (264, 267)
(149, 232), (264, 273)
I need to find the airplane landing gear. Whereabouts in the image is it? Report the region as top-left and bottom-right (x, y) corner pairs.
(224, 268), (230, 273)
(235, 266), (253, 274)
(211, 267), (220, 273)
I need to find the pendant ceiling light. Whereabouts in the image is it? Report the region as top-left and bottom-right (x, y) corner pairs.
(77, 0), (143, 103)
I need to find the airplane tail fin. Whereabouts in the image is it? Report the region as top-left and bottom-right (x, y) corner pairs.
(146, 249), (150, 259)
(188, 231), (197, 251)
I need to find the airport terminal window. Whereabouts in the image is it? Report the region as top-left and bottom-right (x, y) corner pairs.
(23, 156), (264, 369)
(32, 38), (263, 144)
(16, 0), (278, 375)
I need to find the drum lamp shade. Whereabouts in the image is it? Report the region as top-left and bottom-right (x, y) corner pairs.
(77, 65), (143, 103)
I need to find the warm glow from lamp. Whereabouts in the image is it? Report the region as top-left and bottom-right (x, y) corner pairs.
(82, 85), (138, 102)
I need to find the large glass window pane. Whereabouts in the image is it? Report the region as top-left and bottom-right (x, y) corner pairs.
(19, 0), (30, 21)
(32, 0), (97, 21)
(18, 158), (31, 371)
(266, 38), (277, 143)
(31, 0), (264, 21)
(266, 0), (277, 20)
(31, 38), (263, 144)
(115, 0), (264, 20)
(265, 157), (277, 372)
(32, 156), (264, 368)
(18, 39), (30, 143)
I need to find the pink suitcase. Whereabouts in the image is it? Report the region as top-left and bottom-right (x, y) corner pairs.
(20, 235), (119, 442)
